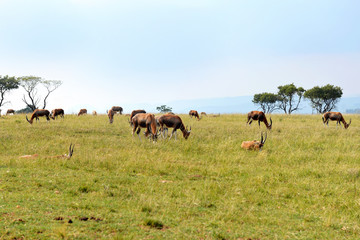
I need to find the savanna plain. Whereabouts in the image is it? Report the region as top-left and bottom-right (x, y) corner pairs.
(1, 113), (360, 239)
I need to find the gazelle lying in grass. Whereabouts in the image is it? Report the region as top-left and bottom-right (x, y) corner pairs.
(19, 144), (74, 159)
(241, 132), (267, 151)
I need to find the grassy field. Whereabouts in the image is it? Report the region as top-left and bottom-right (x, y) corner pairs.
(0, 113), (359, 239)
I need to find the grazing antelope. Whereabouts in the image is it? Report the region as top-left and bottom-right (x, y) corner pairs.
(247, 111), (272, 130)
(78, 109), (87, 116)
(200, 112), (207, 117)
(6, 109), (15, 115)
(26, 109), (51, 124)
(158, 114), (191, 140)
(92, 111), (97, 116)
(111, 106), (123, 115)
(132, 113), (159, 141)
(241, 132), (267, 151)
(189, 110), (201, 120)
(128, 109), (146, 126)
(108, 109), (115, 123)
(51, 109), (64, 119)
(19, 144), (74, 159)
(322, 112), (351, 129)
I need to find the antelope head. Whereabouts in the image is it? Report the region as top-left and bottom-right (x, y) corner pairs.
(345, 119), (352, 129)
(26, 115), (33, 124)
(183, 125), (191, 139)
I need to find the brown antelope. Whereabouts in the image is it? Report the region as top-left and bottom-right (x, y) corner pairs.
(241, 132), (267, 151)
(128, 109), (146, 126)
(111, 106), (123, 115)
(19, 144), (74, 159)
(189, 110), (201, 120)
(92, 111), (97, 116)
(78, 109), (87, 116)
(322, 112), (351, 129)
(132, 113), (159, 141)
(6, 109), (15, 115)
(158, 114), (191, 140)
(200, 112), (207, 117)
(155, 115), (168, 137)
(26, 109), (51, 124)
(51, 109), (64, 119)
(247, 111), (272, 130)
(108, 109), (115, 123)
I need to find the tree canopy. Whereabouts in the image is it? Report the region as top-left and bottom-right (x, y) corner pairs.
(19, 76), (62, 111)
(0, 75), (20, 108)
(277, 83), (305, 114)
(156, 105), (172, 113)
(304, 84), (343, 113)
(252, 92), (279, 113)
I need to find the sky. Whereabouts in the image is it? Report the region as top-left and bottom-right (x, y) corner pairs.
(0, 0), (359, 113)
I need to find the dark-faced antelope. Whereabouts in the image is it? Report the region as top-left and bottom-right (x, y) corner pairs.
(322, 112), (351, 129)
(108, 109), (115, 123)
(78, 109), (87, 116)
(19, 144), (74, 159)
(132, 113), (159, 141)
(247, 111), (272, 130)
(111, 106), (123, 115)
(158, 114), (191, 140)
(26, 109), (51, 124)
(6, 109), (15, 115)
(189, 110), (201, 120)
(241, 132), (267, 151)
(51, 108), (64, 119)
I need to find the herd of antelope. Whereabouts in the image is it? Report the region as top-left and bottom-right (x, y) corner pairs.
(4, 106), (352, 152)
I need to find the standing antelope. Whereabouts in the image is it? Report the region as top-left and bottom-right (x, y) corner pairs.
(51, 109), (64, 119)
(111, 106), (123, 115)
(26, 109), (51, 124)
(92, 111), (97, 116)
(6, 109), (15, 115)
(78, 109), (87, 116)
(200, 112), (207, 117)
(132, 113), (159, 141)
(189, 110), (201, 120)
(241, 132), (267, 151)
(158, 114), (191, 140)
(322, 112), (351, 129)
(247, 111), (272, 130)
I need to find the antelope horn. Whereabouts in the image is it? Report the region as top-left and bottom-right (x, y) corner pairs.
(262, 132), (267, 145)
(188, 126), (192, 132)
(69, 144), (74, 158)
(26, 115), (31, 124)
(349, 119), (352, 126)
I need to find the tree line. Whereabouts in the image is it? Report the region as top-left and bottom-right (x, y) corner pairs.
(0, 75), (62, 113)
(253, 83), (343, 114)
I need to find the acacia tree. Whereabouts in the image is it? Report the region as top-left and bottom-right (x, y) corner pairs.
(277, 83), (305, 114)
(156, 105), (172, 113)
(19, 76), (62, 111)
(304, 84), (343, 113)
(0, 75), (20, 109)
(252, 92), (279, 113)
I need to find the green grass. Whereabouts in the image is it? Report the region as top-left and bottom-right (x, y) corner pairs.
(0, 113), (360, 239)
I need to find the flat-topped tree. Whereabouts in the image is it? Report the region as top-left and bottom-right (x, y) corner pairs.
(19, 76), (62, 111)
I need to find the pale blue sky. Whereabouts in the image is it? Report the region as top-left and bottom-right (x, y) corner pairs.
(0, 0), (359, 113)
